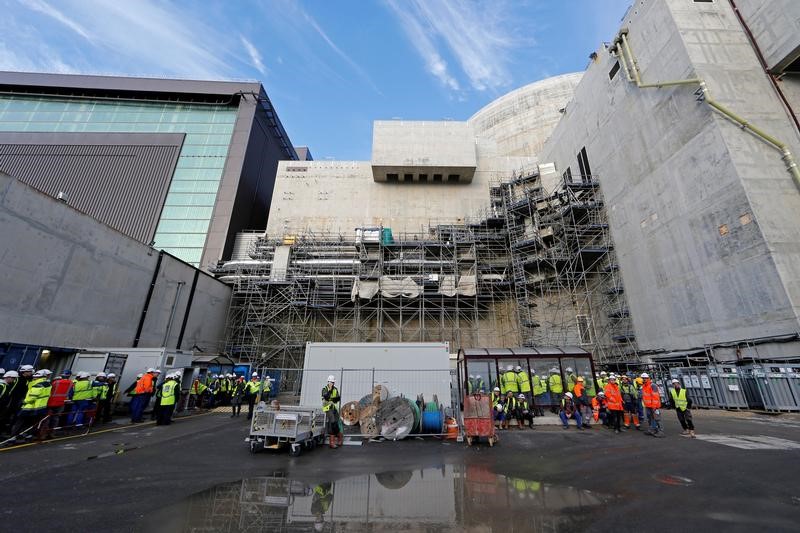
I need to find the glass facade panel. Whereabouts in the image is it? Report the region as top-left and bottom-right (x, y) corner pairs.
(0, 95), (238, 265)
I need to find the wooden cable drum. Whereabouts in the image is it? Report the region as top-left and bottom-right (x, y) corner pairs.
(358, 404), (380, 437)
(372, 384), (390, 403)
(360, 415), (380, 438)
(378, 397), (415, 440)
(341, 401), (361, 426)
(358, 394), (374, 408)
(405, 397), (421, 433)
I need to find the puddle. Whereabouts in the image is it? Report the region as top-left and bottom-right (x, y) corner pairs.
(146, 465), (613, 532)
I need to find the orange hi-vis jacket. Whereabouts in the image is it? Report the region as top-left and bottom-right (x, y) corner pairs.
(603, 383), (623, 411)
(573, 382), (585, 399)
(135, 373), (155, 395)
(591, 396), (606, 421)
(642, 381), (661, 409)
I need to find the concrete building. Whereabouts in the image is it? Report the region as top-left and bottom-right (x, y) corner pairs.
(0, 71), (297, 267)
(222, 75), (582, 368)
(0, 171), (231, 370)
(266, 74), (580, 235)
(538, 0), (800, 360)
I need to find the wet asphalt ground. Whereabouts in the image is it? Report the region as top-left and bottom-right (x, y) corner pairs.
(1, 408), (799, 532)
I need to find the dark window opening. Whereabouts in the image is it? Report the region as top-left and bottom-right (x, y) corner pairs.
(433, 174), (443, 182)
(578, 147), (592, 183)
(447, 174), (460, 182)
(609, 61), (620, 80)
(562, 167), (572, 184)
(418, 174), (428, 182)
(386, 173), (399, 182)
(403, 174), (413, 182)
(693, 0), (713, 3)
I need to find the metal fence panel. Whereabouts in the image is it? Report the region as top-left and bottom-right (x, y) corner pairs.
(707, 365), (748, 409)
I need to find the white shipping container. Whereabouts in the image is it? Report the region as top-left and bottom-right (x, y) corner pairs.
(300, 342), (451, 408)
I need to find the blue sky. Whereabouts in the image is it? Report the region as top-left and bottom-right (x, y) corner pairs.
(1, 0), (632, 160)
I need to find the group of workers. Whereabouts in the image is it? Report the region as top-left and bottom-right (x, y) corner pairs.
(188, 372), (271, 419)
(0, 366), (119, 442)
(126, 367), (184, 426)
(471, 366), (696, 438)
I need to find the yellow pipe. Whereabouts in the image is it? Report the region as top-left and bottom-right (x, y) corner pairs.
(617, 31), (800, 192)
(613, 44), (634, 82)
(638, 79), (702, 89)
(620, 33), (642, 86)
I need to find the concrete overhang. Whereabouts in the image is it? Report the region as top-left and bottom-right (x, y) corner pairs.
(371, 120), (477, 183)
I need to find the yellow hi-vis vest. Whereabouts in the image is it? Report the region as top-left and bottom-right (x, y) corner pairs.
(670, 388), (688, 411)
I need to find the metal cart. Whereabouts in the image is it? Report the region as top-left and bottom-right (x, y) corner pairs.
(463, 393), (497, 447)
(248, 404), (326, 456)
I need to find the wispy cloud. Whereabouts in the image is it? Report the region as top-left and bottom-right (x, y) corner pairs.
(385, 0), (523, 93)
(21, 0), (94, 43)
(299, 9), (382, 95)
(7, 0), (243, 79)
(240, 35), (267, 75)
(385, 0), (460, 92)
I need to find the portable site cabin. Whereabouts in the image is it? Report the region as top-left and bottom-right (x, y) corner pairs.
(457, 347), (596, 409)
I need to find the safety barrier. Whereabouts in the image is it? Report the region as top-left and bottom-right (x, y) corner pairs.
(741, 364), (800, 412)
(707, 365), (748, 409)
(669, 367), (716, 408)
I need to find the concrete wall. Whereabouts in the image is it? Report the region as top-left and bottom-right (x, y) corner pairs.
(0, 172), (230, 350)
(735, 0), (800, 72)
(539, 0), (800, 353)
(469, 73), (582, 158)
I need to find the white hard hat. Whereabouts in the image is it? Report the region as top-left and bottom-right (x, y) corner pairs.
(600, 371), (607, 376)
(136, 373), (144, 378)
(598, 391), (605, 396)
(252, 372), (259, 377)
(4, 370), (19, 378)
(41, 369), (53, 376)
(517, 393), (525, 399)
(78, 371), (90, 378)
(32, 370), (46, 378)
(152, 369), (161, 374)
(550, 367), (558, 373)
(493, 386), (500, 392)
(327, 375), (335, 383)
(19, 365), (34, 372)
(96, 372), (107, 378)
(226, 373), (232, 378)
(565, 392), (573, 398)
(107, 373), (116, 378)
(146, 367), (156, 373)
(507, 365), (514, 371)
(608, 375), (617, 381)
(566, 367), (573, 372)
(469, 374), (474, 379)
(641, 372), (650, 379)
(476, 375), (481, 379)
(671, 379), (680, 384)
(0, 368), (4, 375)
(516, 365), (522, 371)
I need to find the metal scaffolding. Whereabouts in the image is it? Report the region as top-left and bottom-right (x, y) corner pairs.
(501, 169), (638, 362)
(215, 168), (639, 369)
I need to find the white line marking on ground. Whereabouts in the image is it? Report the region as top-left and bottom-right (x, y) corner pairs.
(695, 434), (800, 450)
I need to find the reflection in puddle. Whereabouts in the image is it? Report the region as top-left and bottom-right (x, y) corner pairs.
(152, 465), (611, 532)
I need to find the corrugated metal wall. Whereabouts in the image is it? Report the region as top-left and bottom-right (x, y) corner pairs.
(0, 132), (183, 243)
